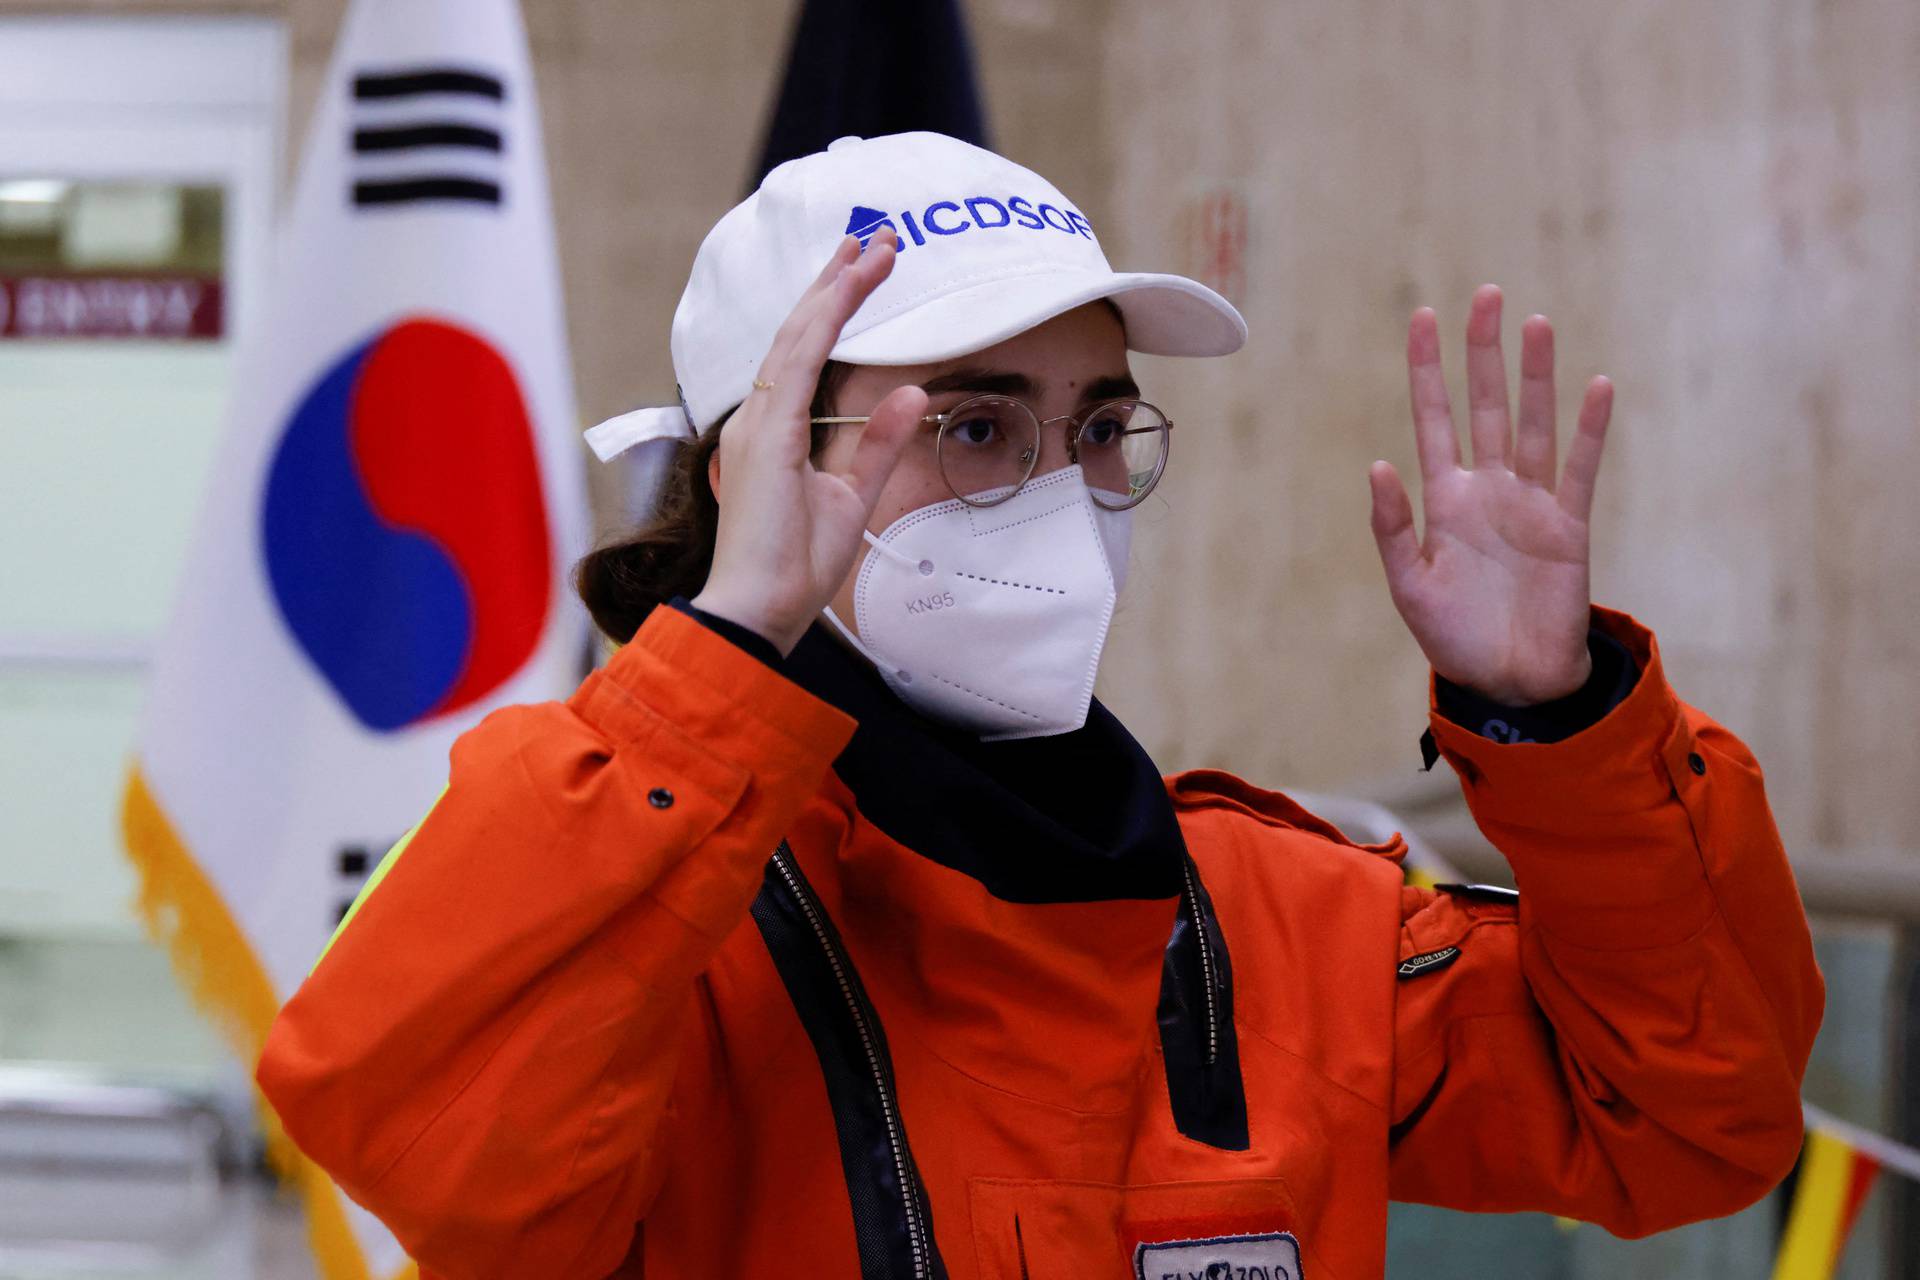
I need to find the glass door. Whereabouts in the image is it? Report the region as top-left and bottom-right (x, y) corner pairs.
(0, 16), (282, 942)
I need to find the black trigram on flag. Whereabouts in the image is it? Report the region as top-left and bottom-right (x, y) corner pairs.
(349, 65), (507, 208)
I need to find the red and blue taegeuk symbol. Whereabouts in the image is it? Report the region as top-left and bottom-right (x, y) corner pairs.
(261, 317), (552, 732)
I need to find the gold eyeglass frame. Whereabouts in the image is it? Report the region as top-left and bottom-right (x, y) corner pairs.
(810, 393), (1174, 510)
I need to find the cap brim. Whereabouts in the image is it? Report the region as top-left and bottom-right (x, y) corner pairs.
(830, 269), (1247, 367)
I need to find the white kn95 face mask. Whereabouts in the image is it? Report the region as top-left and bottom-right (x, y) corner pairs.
(823, 466), (1131, 741)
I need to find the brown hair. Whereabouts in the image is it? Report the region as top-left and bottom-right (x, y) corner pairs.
(573, 363), (853, 643)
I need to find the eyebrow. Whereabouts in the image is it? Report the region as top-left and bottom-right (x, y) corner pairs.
(919, 366), (1142, 405)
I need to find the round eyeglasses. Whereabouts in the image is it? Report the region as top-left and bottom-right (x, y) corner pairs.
(811, 394), (1173, 510)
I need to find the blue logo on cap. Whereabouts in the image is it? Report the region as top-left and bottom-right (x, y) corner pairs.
(845, 205), (894, 247)
(843, 197), (1095, 254)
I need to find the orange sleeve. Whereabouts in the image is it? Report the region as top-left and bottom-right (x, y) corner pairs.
(1388, 608), (1824, 1237)
(255, 607), (855, 1279)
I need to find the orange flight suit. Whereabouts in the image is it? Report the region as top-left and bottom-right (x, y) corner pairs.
(258, 604), (1822, 1278)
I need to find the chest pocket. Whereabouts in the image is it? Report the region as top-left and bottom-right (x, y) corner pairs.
(968, 1176), (1327, 1279)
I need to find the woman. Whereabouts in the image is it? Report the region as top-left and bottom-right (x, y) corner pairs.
(258, 132), (1822, 1280)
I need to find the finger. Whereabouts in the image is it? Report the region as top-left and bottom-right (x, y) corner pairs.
(745, 228), (899, 448)
(1406, 307), (1460, 481)
(1368, 460), (1423, 585)
(728, 246), (882, 469)
(772, 231), (899, 422)
(1513, 313), (1558, 486)
(1557, 375), (1613, 521)
(753, 232), (863, 385)
(1465, 284), (1511, 469)
(836, 383), (928, 514)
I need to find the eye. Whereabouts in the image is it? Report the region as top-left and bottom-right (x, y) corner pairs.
(1079, 407), (1130, 448)
(947, 411), (1002, 447)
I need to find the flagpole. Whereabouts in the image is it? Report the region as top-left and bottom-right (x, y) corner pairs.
(1803, 1101), (1920, 1184)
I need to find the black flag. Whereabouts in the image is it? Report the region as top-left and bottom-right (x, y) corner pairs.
(752, 0), (990, 187)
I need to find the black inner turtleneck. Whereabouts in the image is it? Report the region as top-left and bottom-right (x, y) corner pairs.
(780, 620), (1188, 904)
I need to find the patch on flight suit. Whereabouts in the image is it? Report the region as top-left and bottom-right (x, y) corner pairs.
(1396, 946), (1461, 979)
(1133, 1231), (1304, 1280)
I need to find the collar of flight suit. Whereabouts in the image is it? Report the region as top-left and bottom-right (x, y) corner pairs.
(782, 618), (1189, 904)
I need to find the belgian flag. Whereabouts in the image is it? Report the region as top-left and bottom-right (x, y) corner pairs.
(1772, 1126), (1881, 1278)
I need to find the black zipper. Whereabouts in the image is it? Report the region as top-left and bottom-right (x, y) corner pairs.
(1156, 854), (1250, 1150)
(769, 842), (932, 1279)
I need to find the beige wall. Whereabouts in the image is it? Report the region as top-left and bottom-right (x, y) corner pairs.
(22, 0), (1913, 861)
(1088, 0), (1919, 866)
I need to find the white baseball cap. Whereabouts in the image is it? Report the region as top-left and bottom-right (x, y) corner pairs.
(585, 130), (1247, 461)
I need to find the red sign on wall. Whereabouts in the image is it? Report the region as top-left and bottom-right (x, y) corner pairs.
(0, 274), (224, 340)
(1177, 188), (1249, 307)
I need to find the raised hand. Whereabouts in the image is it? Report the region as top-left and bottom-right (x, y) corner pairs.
(690, 228), (929, 656)
(1368, 285), (1614, 706)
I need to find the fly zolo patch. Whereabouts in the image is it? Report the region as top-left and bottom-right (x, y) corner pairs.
(1134, 1231), (1304, 1280)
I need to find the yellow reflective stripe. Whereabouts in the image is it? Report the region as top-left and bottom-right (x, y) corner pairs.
(313, 786), (445, 972)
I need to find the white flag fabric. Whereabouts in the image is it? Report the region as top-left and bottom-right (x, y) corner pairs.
(122, 1), (585, 1275)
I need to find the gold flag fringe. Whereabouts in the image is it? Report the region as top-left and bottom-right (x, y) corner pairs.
(121, 765), (416, 1280)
